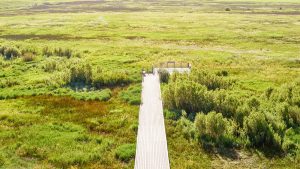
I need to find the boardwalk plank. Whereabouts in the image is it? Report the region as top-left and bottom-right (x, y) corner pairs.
(134, 73), (170, 169)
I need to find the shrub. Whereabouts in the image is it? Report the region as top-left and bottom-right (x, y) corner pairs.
(279, 104), (300, 127)
(207, 112), (227, 140)
(0, 46), (6, 56)
(54, 48), (72, 58)
(282, 139), (297, 154)
(115, 144), (136, 162)
(42, 46), (53, 57)
(235, 104), (251, 127)
(163, 78), (213, 115)
(130, 123), (138, 134)
(195, 111), (227, 141)
(270, 83), (300, 105)
(42, 59), (58, 72)
(264, 87), (274, 99)
(20, 47), (38, 56)
(225, 7), (231, 11)
(190, 70), (232, 90)
(216, 70), (229, 77)
(243, 111), (273, 147)
(213, 90), (240, 118)
(70, 63), (93, 84)
(165, 109), (181, 120)
(92, 71), (130, 88)
(177, 113), (195, 140)
(195, 113), (206, 136)
(158, 69), (170, 83)
(42, 46), (74, 58)
(282, 128), (299, 154)
(22, 52), (35, 62)
(0, 46), (20, 59)
(247, 97), (260, 110)
(0, 153), (5, 166)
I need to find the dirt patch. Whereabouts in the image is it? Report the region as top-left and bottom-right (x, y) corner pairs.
(0, 34), (111, 41)
(25, 0), (145, 13)
(123, 35), (146, 40)
(3, 0), (300, 15)
(212, 149), (264, 169)
(222, 11), (300, 15)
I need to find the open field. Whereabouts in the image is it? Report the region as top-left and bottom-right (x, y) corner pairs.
(0, 0), (300, 168)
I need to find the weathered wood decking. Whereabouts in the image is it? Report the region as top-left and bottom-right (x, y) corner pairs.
(134, 72), (170, 169)
(135, 65), (191, 169)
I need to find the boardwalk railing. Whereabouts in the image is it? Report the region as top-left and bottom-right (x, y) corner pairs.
(141, 61), (191, 75)
(153, 61), (191, 69)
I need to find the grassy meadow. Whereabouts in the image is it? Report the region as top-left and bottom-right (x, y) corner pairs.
(0, 0), (300, 168)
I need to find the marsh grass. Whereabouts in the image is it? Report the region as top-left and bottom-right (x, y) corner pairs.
(0, 0), (299, 168)
(115, 144), (136, 162)
(0, 95), (137, 168)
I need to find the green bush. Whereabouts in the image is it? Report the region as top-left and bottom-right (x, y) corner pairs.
(216, 70), (229, 77)
(165, 109), (181, 120)
(195, 111), (227, 141)
(42, 46), (53, 57)
(281, 105), (300, 127)
(243, 111), (274, 147)
(70, 63), (93, 84)
(282, 128), (299, 154)
(235, 104), (251, 127)
(164, 71), (300, 153)
(42, 59), (58, 72)
(270, 83), (300, 106)
(213, 90), (241, 118)
(247, 96), (261, 110)
(20, 46), (38, 56)
(93, 71), (131, 88)
(0, 153), (5, 167)
(190, 69), (232, 90)
(163, 70), (236, 117)
(163, 78), (213, 115)
(0, 46), (6, 56)
(22, 52), (35, 62)
(158, 69), (170, 83)
(129, 123), (138, 134)
(177, 113), (196, 140)
(54, 48), (72, 58)
(115, 144), (136, 162)
(42, 46), (75, 58)
(0, 46), (20, 59)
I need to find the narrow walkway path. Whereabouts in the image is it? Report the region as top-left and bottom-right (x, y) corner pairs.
(134, 72), (170, 169)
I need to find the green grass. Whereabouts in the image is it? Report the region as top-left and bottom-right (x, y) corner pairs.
(120, 84), (142, 105)
(115, 144), (136, 163)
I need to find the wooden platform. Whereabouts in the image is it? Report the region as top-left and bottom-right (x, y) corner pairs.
(134, 72), (170, 169)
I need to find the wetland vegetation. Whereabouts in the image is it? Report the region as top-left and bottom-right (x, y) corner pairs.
(0, 0), (300, 168)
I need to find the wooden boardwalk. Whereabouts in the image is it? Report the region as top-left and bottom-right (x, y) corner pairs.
(134, 72), (170, 169)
